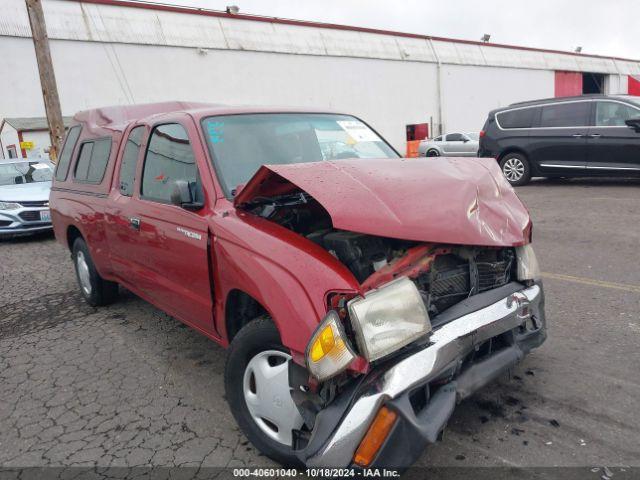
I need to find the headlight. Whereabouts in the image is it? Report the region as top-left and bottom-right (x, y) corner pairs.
(516, 244), (541, 282)
(0, 202), (21, 210)
(306, 310), (356, 381)
(347, 277), (431, 362)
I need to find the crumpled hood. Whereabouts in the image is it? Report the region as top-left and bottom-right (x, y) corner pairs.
(0, 182), (51, 202)
(234, 157), (531, 247)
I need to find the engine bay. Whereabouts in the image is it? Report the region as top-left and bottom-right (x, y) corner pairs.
(246, 191), (517, 316)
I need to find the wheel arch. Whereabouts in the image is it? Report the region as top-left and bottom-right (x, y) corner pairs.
(212, 222), (358, 355)
(225, 289), (270, 343)
(66, 225), (84, 251)
(497, 147), (528, 162)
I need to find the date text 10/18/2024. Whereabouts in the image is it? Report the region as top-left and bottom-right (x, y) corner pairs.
(233, 468), (401, 477)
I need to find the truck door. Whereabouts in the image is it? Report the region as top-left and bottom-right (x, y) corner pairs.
(115, 121), (214, 334)
(107, 124), (147, 280)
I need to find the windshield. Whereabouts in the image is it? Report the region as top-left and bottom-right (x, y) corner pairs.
(202, 113), (398, 196)
(0, 162), (53, 186)
(466, 133), (479, 141)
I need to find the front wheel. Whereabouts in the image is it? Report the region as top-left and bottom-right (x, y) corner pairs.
(426, 149), (441, 157)
(500, 153), (531, 186)
(225, 317), (304, 467)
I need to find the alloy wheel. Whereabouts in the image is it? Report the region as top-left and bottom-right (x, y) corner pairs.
(502, 157), (525, 182)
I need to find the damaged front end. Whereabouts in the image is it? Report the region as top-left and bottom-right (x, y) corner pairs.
(292, 280), (545, 468)
(234, 158), (547, 468)
(286, 240), (545, 468)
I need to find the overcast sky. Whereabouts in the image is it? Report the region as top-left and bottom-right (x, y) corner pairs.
(165, 0), (636, 60)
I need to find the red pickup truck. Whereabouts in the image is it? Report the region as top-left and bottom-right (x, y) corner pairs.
(50, 102), (546, 469)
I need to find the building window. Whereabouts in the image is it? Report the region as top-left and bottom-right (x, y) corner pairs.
(7, 145), (18, 159)
(582, 72), (605, 94)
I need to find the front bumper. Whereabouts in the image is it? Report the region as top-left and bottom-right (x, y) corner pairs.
(296, 283), (545, 468)
(0, 206), (52, 237)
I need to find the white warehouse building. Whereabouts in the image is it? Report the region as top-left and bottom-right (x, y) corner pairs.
(1, 0), (640, 157)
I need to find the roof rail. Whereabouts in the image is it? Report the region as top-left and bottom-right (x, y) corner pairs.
(508, 94), (611, 107)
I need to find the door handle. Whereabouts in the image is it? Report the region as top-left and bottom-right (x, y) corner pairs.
(587, 133), (601, 138)
(130, 217), (141, 230)
(571, 134), (585, 138)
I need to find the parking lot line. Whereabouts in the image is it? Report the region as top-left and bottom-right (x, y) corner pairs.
(542, 272), (640, 294)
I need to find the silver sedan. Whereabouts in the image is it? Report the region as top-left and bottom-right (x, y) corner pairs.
(0, 160), (54, 238)
(418, 132), (479, 157)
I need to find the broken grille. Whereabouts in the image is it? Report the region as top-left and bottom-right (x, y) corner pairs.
(477, 259), (512, 292)
(430, 265), (470, 305)
(420, 250), (514, 316)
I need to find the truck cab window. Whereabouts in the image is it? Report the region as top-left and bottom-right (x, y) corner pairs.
(141, 123), (200, 204)
(74, 138), (112, 183)
(55, 125), (81, 181)
(119, 126), (144, 196)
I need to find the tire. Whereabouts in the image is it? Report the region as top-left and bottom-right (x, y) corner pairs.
(225, 317), (304, 467)
(500, 153), (531, 186)
(72, 237), (118, 306)
(426, 149), (441, 157)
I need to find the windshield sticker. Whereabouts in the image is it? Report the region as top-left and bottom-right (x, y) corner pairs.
(337, 120), (379, 142)
(32, 164), (49, 170)
(207, 121), (224, 144)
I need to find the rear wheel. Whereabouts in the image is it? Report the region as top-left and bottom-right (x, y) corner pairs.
(72, 238), (118, 306)
(500, 153), (531, 186)
(225, 317), (304, 467)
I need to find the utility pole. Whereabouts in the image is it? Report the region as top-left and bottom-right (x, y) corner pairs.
(25, 0), (64, 162)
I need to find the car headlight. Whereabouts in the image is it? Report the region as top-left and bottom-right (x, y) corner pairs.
(306, 310), (357, 381)
(516, 244), (541, 282)
(0, 202), (21, 210)
(347, 277), (431, 362)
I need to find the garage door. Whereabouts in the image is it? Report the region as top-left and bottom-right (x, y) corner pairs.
(555, 71), (582, 97)
(629, 75), (640, 96)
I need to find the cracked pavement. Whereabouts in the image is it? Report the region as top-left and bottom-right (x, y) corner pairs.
(1, 177), (639, 473)
(1, 236), (260, 469)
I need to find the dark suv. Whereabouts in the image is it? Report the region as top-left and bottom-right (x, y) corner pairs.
(479, 94), (640, 185)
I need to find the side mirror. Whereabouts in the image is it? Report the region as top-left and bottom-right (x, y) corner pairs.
(170, 180), (203, 211)
(462, 137), (469, 143)
(231, 183), (246, 197)
(625, 118), (640, 133)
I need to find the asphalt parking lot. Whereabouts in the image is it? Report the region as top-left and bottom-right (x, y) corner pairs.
(1, 177), (639, 474)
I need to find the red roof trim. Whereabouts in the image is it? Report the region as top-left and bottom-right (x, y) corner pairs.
(67, 0), (639, 64)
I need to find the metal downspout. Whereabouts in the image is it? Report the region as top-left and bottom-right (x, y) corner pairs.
(611, 59), (624, 94)
(428, 38), (444, 136)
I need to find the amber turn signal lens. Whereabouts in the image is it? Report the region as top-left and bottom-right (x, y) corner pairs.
(310, 323), (336, 362)
(353, 406), (398, 467)
(306, 311), (357, 381)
